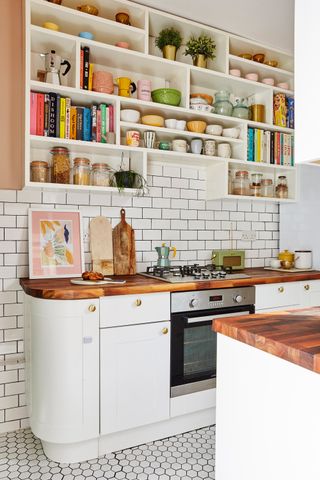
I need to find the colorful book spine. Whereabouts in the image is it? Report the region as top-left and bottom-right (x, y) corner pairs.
(30, 92), (37, 135)
(254, 129), (259, 162)
(70, 106), (77, 140)
(291, 135), (295, 166)
(83, 107), (91, 141)
(100, 104), (107, 143)
(36, 93), (44, 136)
(247, 127), (254, 161)
(276, 132), (281, 165)
(88, 63), (93, 91)
(56, 94), (60, 138)
(96, 110), (102, 142)
(44, 93), (50, 136)
(109, 105), (114, 132)
(48, 92), (57, 137)
(65, 98), (71, 139)
(270, 131), (274, 164)
(76, 107), (84, 140)
(80, 49), (84, 89)
(83, 47), (90, 90)
(91, 105), (97, 142)
(259, 129), (264, 162)
(59, 97), (66, 139)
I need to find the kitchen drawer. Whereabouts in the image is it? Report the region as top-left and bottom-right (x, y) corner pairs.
(100, 292), (170, 327)
(299, 280), (320, 307)
(255, 282), (300, 311)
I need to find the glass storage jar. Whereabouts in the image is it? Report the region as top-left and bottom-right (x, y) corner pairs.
(250, 173), (263, 197)
(30, 161), (49, 183)
(261, 178), (274, 197)
(50, 147), (70, 184)
(232, 97), (249, 119)
(232, 170), (250, 196)
(73, 157), (91, 185)
(213, 90), (233, 116)
(275, 175), (288, 199)
(91, 163), (111, 186)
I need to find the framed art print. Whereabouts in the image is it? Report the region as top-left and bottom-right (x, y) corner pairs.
(28, 209), (84, 279)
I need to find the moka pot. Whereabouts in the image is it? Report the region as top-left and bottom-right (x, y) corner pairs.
(44, 50), (71, 85)
(155, 243), (177, 268)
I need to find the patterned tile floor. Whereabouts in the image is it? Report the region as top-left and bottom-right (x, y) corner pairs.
(0, 425), (215, 479)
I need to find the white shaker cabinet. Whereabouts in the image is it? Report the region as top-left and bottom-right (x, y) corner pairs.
(100, 321), (171, 435)
(255, 282), (300, 312)
(299, 280), (320, 307)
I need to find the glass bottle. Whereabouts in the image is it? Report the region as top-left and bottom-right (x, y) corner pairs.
(232, 97), (249, 119)
(261, 178), (274, 197)
(213, 90), (233, 116)
(232, 170), (250, 196)
(50, 147), (70, 184)
(73, 157), (91, 185)
(30, 161), (49, 183)
(91, 163), (111, 187)
(250, 173), (263, 197)
(275, 175), (288, 199)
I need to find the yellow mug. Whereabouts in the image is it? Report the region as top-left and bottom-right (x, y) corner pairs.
(116, 77), (137, 97)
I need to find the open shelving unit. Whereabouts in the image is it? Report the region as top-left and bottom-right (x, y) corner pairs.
(25, 0), (296, 201)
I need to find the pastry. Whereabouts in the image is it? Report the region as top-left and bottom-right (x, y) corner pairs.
(82, 271), (104, 281)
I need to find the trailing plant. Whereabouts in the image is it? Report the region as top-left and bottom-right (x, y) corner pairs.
(155, 27), (183, 50)
(110, 155), (149, 196)
(184, 33), (216, 60)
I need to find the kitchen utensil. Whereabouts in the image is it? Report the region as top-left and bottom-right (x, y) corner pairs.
(116, 77), (137, 97)
(79, 31), (94, 40)
(151, 88), (181, 106)
(250, 104), (265, 122)
(262, 77), (275, 86)
(113, 209), (136, 275)
(253, 53), (265, 63)
(159, 141), (171, 150)
(278, 249), (295, 263)
(137, 79), (152, 101)
(90, 216), (114, 275)
(190, 93), (213, 105)
(222, 127), (240, 139)
(245, 73), (258, 81)
(141, 115), (164, 127)
(190, 97), (209, 105)
(43, 22), (59, 31)
(172, 139), (188, 152)
(155, 243), (176, 267)
(115, 12), (131, 25)
(126, 130), (140, 146)
(213, 91), (233, 116)
(165, 119), (177, 129)
(190, 104), (212, 112)
(191, 138), (203, 154)
(176, 120), (186, 130)
(204, 140), (216, 156)
(43, 50), (71, 85)
(270, 258), (281, 268)
(115, 41), (130, 49)
(92, 71), (114, 94)
(77, 4), (98, 15)
(206, 124), (223, 136)
(232, 98), (249, 119)
(187, 120), (207, 133)
(294, 250), (313, 269)
(239, 53), (253, 60)
(143, 131), (156, 148)
(229, 68), (241, 77)
(265, 60), (279, 68)
(70, 278), (126, 285)
(280, 260), (295, 269)
(120, 109), (140, 123)
(217, 143), (232, 158)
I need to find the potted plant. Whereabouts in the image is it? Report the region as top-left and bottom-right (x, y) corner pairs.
(155, 27), (183, 61)
(110, 155), (148, 196)
(184, 33), (216, 68)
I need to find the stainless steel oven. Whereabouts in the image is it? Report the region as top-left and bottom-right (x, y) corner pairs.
(170, 287), (255, 397)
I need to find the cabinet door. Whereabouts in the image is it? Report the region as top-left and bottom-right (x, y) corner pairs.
(255, 283), (300, 311)
(299, 280), (320, 307)
(100, 321), (170, 435)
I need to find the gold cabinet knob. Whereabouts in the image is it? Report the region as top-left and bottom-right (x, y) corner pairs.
(304, 284), (310, 291)
(135, 299), (142, 306)
(278, 287), (284, 293)
(88, 304), (96, 312)
(162, 327), (169, 335)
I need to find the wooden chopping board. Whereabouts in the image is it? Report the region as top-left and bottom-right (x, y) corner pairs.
(113, 209), (136, 275)
(90, 216), (114, 275)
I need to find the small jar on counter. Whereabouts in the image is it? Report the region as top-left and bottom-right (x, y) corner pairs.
(261, 178), (274, 197)
(232, 170), (250, 196)
(73, 158), (91, 185)
(51, 147), (70, 184)
(30, 161), (49, 183)
(91, 163), (111, 186)
(275, 175), (288, 199)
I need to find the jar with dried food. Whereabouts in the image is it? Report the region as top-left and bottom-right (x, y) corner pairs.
(30, 161), (49, 183)
(73, 157), (91, 185)
(50, 147), (70, 184)
(261, 178), (274, 197)
(275, 175), (288, 199)
(232, 170), (250, 196)
(250, 173), (263, 197)
(91, 163), (110, 186)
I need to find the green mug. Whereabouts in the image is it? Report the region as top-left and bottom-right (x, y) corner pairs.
(159, 141), (171, 150)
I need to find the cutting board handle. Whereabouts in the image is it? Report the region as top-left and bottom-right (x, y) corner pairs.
(120, 208), (126, 222)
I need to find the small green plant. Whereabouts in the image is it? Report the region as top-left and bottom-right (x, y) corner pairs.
(110, 156), (149, 196)
(155, 27), (183, 51)
(184, 33), (216, 60)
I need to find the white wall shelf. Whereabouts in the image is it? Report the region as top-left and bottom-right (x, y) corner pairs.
(25, 0), (296, 202)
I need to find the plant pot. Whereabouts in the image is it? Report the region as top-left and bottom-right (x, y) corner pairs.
(163, 45), (177, 61)
(114, 171), (137, 189)
(193, 54), (207, 68)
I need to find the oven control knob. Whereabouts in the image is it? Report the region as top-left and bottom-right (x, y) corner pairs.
(233, 295), (243, 304)
(189, 298), (199, 308)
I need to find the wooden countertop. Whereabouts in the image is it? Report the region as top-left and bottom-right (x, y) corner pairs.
(20, 268), (320, 300)
(214, 306), (320, 374)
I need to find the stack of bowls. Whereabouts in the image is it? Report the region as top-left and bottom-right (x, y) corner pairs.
(190, 93), (213, 112)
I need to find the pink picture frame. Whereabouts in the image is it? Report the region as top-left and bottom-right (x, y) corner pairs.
(28, 209), (84, 279)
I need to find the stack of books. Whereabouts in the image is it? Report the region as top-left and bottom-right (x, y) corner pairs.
(80, 46), (93, 91)
(247, 127), (294, 166)
(30, 91), (114, 142)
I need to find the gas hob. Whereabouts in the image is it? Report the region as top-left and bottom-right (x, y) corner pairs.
(140, 264), (250, 283)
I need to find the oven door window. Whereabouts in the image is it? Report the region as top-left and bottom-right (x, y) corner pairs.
(184, 322), (216, 378)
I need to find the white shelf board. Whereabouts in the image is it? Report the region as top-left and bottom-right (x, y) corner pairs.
(229, 54), (294, 79)
(229, 159), (295, 171)
(222, 194), (296, 203)
(25, 180), (140, 195)
(247, 120), (294, 134)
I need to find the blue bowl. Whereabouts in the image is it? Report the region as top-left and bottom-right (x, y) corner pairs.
(79, 31), (94, 40)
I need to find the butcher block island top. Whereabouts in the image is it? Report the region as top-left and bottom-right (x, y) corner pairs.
(214, 306), (320, 374)
(20, 268), (320, 300)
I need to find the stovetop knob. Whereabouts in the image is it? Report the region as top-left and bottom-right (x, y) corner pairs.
(233, 294), (243, 304)
(189, 298), (199, 308)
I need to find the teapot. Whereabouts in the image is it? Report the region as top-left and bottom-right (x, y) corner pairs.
(155, 243), (177, 268)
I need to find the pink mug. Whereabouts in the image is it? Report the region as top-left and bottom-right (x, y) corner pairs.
(92, 71), (114, 94)
(137, 79), (151, 102)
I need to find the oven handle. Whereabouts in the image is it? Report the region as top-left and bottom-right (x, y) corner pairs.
(185, 311), (252, 324)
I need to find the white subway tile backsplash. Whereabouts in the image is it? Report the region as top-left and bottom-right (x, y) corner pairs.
(181, 167), (198, 179)
(163, 166), (180, 178)
(17, 190), (42, 204)
(180, 189), (197, 199)
(172, 178), (189, 189)
(153, 176), (171, 188)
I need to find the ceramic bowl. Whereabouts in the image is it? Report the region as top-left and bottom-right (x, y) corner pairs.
(277, 82), (289, 90)
(265, 60), (279, 68)
(222, 127), (240, 139)
(176, 120), (186, 131)
(190, 104), (213, 112)
(270, 258), (281, 268)
(190, 93), (213, 105)
(43, 21), (59, 31)
(151, 88), (181, 106)
(115, 12), (131, 24)
(187, 120), (207, 134)
(253, 53), (265, 63)
(262, 77), (275, 86)
(190, 97), (208, 105)
(79, 31), (94, 40)
(206, 124), (223, 136)
(229, 69), (241, 77)
(239, 53), (253, 60)
(115, 41), (130, 49)
(141, 115), (165, 127)
(165, 119), (177, 129)
(245, 73), (258, 82)
(120, 109), (140, 123)
(77, 4), (99, 15)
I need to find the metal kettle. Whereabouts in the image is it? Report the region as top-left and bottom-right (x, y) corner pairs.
(44, 50), (71, 85)
(155, 243), (177, 268)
